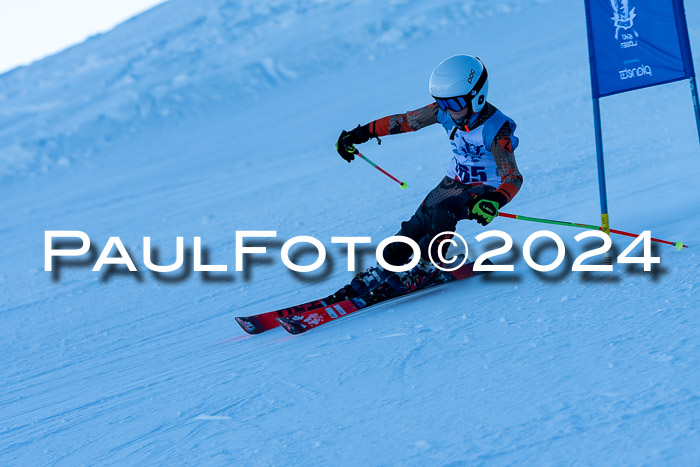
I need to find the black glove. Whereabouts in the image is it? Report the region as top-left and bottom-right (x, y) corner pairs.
(336, 124), (371, 162)
(466, 192), (504, 226)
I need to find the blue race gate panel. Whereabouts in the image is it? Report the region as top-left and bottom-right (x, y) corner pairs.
(585, 0), (695, 98)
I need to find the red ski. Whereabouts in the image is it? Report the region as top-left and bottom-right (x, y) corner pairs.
(235, 299), (329, 334)
(276, 259), (488, 335)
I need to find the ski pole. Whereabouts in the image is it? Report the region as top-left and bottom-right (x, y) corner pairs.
(356, 150), (408, 189)
(498, 211), (687, 250)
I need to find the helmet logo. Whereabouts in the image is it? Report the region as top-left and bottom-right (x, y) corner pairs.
(467, 69), (476, 84)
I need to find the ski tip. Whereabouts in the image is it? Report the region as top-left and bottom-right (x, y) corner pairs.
(235, 316), (263, 335)
(276, 317), (305, 335)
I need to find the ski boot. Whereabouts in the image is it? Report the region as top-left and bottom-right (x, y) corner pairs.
(385, 258), (440, 294)
(324, 264), (392, 303)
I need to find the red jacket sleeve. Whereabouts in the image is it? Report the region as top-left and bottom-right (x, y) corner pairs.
(365, 103), (439, 137)
(489, 121), (523, 207)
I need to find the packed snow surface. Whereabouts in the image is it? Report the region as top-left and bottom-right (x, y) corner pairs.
(1, 0), (699, 464)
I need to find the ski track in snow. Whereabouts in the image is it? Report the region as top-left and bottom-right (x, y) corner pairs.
(1, 0), (700, 464)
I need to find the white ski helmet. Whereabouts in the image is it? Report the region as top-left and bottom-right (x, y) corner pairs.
(429, 54), (488, 114)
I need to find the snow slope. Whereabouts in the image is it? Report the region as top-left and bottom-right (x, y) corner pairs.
(1, 0), (699, 464)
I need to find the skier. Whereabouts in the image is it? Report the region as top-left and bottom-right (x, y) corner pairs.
(332, 54), (523, 299)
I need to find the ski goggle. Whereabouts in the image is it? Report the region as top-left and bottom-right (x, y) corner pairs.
(434, 95), (470, 111)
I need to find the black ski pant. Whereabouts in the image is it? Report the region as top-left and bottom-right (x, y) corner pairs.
(382, 176), (495, 267)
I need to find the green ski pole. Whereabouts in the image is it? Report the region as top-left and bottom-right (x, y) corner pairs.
(498, 212), (687, 250)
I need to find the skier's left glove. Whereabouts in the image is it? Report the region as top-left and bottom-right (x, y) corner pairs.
(466, 193), (502, 226)
(336, 124), (371, 163)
